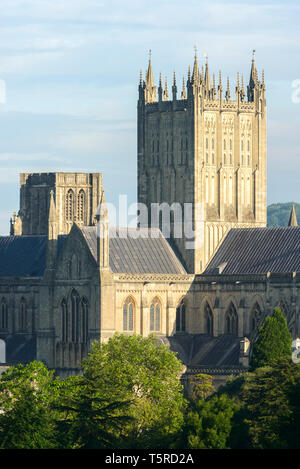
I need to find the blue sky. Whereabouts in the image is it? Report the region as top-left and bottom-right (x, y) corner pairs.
(0, 0), (299, 234)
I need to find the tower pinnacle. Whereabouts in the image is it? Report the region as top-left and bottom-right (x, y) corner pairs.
(145, 50), (156, 103)
(288, 204), (298, 227)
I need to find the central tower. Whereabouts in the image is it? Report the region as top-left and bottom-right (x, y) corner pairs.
(137, 51), (267, 274)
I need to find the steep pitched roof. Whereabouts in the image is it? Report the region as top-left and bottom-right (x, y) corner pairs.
(80, 226), (187, 274)
(204, 226), (300, 275)
(0, 235), (67, 277)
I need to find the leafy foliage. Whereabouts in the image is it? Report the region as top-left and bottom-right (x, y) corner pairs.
(180, 394), (240, 449)
(240, 358), (300, 448)
(250, 308), (292, 369)
(54, 375), (133, 449)
(80, 334), (186, 449)
(0, 361), (60, 448)
(218, 358), (300, 449)
(190, 373), (215, 401)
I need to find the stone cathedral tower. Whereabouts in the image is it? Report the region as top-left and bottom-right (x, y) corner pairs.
(137, 51), (267, 274)
(10, 172), (103, 236)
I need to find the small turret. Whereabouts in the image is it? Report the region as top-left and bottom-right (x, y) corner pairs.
(288, 204), (298, 227)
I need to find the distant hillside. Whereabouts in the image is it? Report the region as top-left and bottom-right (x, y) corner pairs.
(267, 202), (300, 227)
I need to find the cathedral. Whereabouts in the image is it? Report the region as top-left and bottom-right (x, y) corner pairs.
(0, 52), (299, 387)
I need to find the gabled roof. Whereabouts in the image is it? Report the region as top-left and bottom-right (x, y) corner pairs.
(80, 226), (187, 275)
(204, 226), (300, 275)
(0, 235), (67, 277)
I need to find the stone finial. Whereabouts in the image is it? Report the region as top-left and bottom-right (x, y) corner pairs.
(145, 52), (156, 103)
(225, 76), (231, 101)
(158, 72), (163, 101)
(192, 47), (200, 85)
(172, 71), (177, 100)
(204, 57), (210, 92)
(163, 75), (169, 101)
(240, 74), (245, 101)
(212, 73), (216, 100)
(181, 76), (186, 99)
(218, 70), (223, 100)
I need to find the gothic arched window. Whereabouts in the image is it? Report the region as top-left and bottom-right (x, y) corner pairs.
(123, 297), (135, 332)
(0, 298), (8, 330)
(204, 302), (213, 335)
(20, 297), (27, 331)
(77, 190), (85, 223)
(150, 297), (161, 332)
(66, 189), (74, 222)
(71, 290), (80, 343)
(176, 300), (186, 332)
(250, 302), (262, 332)
(81, 297), (89, 344)
(225, 302), (238, 335)
(61, 299), (68, 342)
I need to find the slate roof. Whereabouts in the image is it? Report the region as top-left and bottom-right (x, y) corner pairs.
(204, 226), (300, 275)
(0, 235), (67, 277)
(81, 226), (187, 274)
(160, 334), (241, 368)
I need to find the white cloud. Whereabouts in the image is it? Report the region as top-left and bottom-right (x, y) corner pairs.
(0, 152), (70, 162)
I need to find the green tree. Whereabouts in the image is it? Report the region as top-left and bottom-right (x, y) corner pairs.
(181, 394), (240, 449)
(80, 334), (186, 449)
(54, 375), (134, 449)
(240, 357), (300, 448)
(0, 361), (60, 449)
(218, 357), (300, 449)
(250, 307), (292, 369)
(190, 373), (215, 401)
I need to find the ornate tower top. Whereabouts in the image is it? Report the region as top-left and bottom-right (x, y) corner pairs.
(138, 48), (265, 110)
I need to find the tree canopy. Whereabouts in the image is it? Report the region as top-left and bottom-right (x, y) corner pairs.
(80, 334), (186, 449)
(250, 307), (292, 369)
(0, 361), (60, 448)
